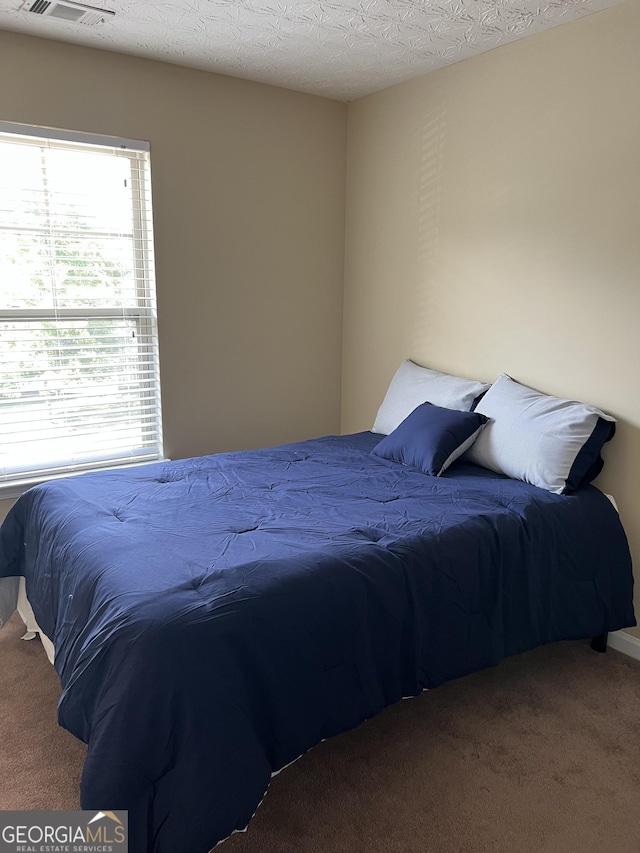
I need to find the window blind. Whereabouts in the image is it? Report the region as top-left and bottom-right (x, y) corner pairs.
(0, 123), (163, 488)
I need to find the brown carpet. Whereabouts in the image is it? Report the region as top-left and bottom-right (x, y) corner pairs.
(2, 612), (640, 853)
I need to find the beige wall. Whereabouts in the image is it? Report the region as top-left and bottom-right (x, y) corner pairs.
(0, 30), (347, 477)
(343, 1), (640, 636)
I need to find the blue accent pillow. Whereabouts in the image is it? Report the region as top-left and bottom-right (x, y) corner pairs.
(372, 402), (489, 477)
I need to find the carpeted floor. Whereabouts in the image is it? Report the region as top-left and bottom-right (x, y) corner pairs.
(2, 611), (640, 853)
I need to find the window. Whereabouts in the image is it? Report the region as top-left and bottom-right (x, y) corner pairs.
(0, 123), (162, 491)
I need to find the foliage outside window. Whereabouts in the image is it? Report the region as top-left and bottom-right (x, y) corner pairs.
(0, 124), (162, 488)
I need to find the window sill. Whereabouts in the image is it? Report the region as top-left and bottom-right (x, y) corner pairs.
(0, 458), (170, 502)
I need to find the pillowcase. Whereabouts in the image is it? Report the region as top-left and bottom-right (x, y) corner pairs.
(372, 360), (491, 435)
(464, 374), (616, 494)
(372, 402), (489, 477)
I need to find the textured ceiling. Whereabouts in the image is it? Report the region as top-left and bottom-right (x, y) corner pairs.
(0, 0), (625, 100)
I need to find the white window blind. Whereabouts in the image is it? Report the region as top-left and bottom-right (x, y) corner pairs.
(0, 123), (163, 488)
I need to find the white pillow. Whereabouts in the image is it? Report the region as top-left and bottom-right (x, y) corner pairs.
(372, 360), (491, 435)
(465, 374), (616, 494)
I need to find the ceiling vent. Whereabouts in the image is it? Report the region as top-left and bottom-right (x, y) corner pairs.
(21, 0), (115, 26)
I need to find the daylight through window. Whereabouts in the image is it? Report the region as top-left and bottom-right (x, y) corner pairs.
(0, 123), (162, 488)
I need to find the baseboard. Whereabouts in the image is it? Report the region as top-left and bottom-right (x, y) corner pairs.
(607, 630), (640, 661)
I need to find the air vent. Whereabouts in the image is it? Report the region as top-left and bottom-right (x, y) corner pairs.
(21, 0), (115, 26)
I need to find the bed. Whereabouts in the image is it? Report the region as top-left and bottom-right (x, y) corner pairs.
(0, 361), (635, 853)
(0, 424), (635, 853)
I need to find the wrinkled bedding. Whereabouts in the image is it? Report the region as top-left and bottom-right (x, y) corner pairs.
(0, 431), (635, 852)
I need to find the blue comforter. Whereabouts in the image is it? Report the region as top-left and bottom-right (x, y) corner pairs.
(0, 432), (635, 852)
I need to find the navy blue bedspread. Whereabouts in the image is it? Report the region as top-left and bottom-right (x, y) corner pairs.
(0, 432), (635, 852)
